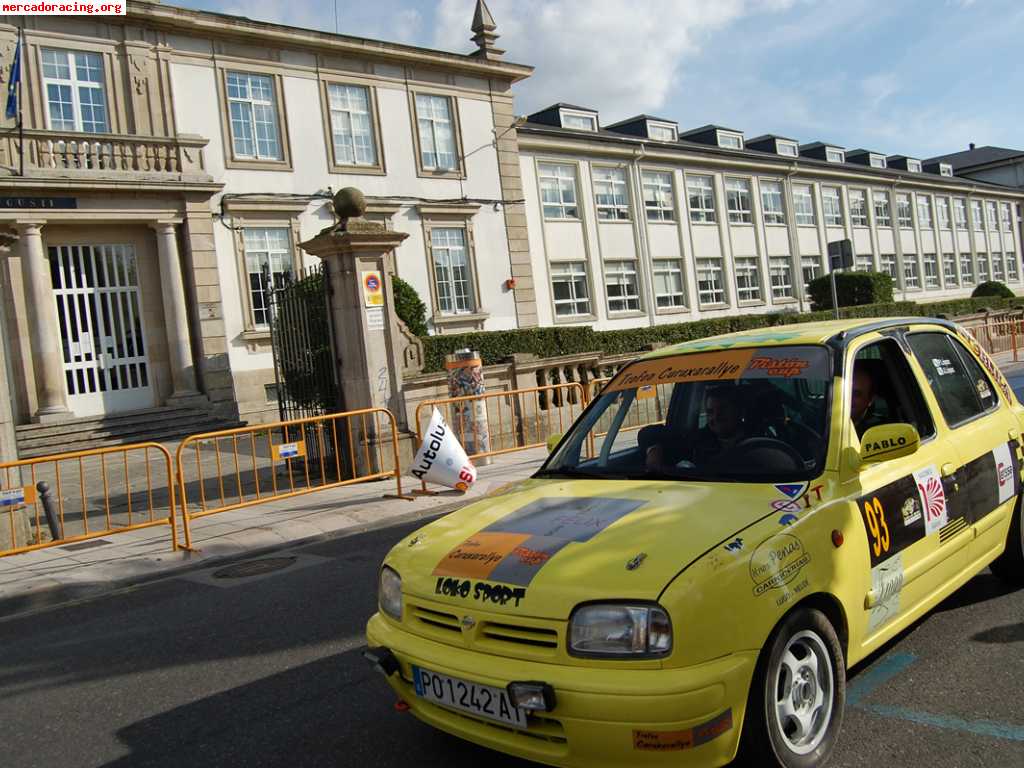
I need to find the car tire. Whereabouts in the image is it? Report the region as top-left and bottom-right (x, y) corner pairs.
(737, 607), (845, 768)
(990, 497), (1024, 587)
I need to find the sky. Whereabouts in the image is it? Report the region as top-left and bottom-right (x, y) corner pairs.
(179, 0), (1024, 159)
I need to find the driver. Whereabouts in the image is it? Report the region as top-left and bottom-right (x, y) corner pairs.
(851, 361), (885, 438)
(645, 385), (747, 471)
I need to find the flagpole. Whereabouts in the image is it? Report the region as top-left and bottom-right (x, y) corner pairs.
(17, 25), (23, 177)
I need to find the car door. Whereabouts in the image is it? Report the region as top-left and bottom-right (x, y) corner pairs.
(905, 329), (1022, 568)
(843, 336), (970, 653)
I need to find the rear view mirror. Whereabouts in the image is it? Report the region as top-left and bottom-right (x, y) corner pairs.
(546, 433), (563, 454)
(859, 423), (920, 467)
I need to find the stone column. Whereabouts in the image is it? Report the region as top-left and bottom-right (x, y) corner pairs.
(16, 223), (71, 423)
(151, 222), (201, 404)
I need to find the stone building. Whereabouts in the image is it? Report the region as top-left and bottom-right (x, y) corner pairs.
(0, 0), (533, 458)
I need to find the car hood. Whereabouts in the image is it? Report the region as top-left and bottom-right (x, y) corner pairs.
(389, 477), (816, 620)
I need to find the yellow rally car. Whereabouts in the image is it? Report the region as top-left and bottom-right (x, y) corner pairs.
(364, 318), (1024, 767)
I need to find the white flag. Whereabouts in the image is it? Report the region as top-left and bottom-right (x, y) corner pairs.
(410, 408), (478, 491)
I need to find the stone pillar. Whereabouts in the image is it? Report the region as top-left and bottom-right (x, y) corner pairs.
(16, 223), (71, 423)
(151, 222), (201, 404)
(0, 231), (19, 462)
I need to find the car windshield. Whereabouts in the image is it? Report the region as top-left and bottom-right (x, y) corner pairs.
(541, 344), (832, 483)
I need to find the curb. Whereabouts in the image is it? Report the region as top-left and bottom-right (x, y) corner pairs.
(0, 501), (465, 623)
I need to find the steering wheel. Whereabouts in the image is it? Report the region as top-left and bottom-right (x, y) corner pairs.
(727, 437), (806, 471)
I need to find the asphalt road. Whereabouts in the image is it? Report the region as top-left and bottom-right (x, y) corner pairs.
(0, 518), (1022, 768)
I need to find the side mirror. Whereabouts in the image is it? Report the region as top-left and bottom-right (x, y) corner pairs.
(859, 423), (920, 467)
(546, 433), (563, 454)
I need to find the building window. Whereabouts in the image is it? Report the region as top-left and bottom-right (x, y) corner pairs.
(735, 257), (761, 302)
(777, 141), (798, 157)
(592, 166), (631, 220)
(1002, 203), (1013, 232)
(976, 254), (990, 283)
(849, 189), (868, 226)
(873, 191), (892, 227)
(430, 227), (475, 315)
(42, 48), (109, 133)
(936, 197), (951, 230)
(642, 171), (675, 222)
(760, 180), (786, 225)
(911, 195), (931, 230)
(986, 201), (999, 231)
(653, 259), (685, 308)
(243, 227), (294, 327)
(992, 253), (1005, 283)
(855, 255), (875, 272)
(896, 194), (913, 229)
(1008, 254), (1020, 282)
(718, 131), (743, 149)
(415, 93), (459, 172)
(769, 258), (794, 300)
(907, 159), (922, 173)
(725, 178), (753, 224)
(942, 253), (957, 286)
(880, 254), (897, 279)
(792, 184), (816, 226)
(648, 122), (677, 141)
(687, 174), (717, 223)
(801, 257), (821, 294)
(822, 186), (843, 226)
(960, 253), (974, 285)
(605, 260), (641, 312)
(696, 259), (725, 305)
(939, 164), (953, 177)
(924, 255), (940, 289)
(870, 155), (887, 169)
(226, 71), (283, 160)
(826, 148), (845, 163)
(538, 163), (579, 219)
(954, 198), (968, 230)
(560, 110), (597, 131)
(326, 83), (379, 168)
(970, 200), (984, 232)
(550, 262), (591, 317)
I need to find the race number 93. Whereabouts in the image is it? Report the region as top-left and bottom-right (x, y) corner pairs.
(863, 497), (890, 558)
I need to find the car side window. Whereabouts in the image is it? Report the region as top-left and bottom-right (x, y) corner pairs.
(852, 339), (936, 440)
(907, 332), (997, 427)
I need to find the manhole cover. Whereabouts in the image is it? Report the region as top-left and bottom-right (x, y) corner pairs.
(213, 556), (298, 579)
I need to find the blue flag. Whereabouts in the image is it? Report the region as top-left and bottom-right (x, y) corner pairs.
(5, 34), (21, 121)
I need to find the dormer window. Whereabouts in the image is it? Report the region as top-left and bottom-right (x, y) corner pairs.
(825, 148), (845, 163)
(777, 140), (798, 157)
(939, 163), (953, 177)
(647, 121), (677, 142)
(560, 109), (598, 131)
(907, 159), (922, 173)
(717, 131), (743, 149)
(869, 154), (887, 169)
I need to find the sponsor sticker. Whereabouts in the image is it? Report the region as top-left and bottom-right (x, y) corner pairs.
(869, 552), (904, 632)
(633, 710), (733, 751)
(900, 496), (922, 526)
(993, 442), (1016, 505)
(931, 357), (955, 376)
(914, 465), (948, 535)
(723, 537), (744, 553)
(749, 534), (811, 597)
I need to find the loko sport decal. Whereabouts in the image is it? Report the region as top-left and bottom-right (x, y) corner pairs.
(432, 497), (646, 606)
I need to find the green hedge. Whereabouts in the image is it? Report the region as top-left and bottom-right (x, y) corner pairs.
(971, 281), (1015, 299)
(418, 296), (1024, 373)
(392, 275), (428, 337)
(807, 271), (894, 311)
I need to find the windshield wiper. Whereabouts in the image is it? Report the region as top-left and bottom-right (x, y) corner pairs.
(533, 467), (610, 480)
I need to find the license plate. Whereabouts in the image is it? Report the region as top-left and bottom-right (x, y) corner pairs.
(413, 666), (527, 728)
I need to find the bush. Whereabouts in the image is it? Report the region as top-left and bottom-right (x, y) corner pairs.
(971, 281), (1015, 299)
(807, 271), (894, 311)
(417, 295), (1024, 372)
(392, 275), (428, 337)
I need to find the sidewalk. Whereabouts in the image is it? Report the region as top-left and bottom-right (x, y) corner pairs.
(0, 447), (548, 619)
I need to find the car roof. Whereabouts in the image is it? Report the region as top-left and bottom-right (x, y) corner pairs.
(642, 317), (958, 358)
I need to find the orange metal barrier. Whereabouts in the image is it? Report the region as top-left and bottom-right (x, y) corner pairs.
(0, 443), (177, 557)
(963, 318), (1023, 362)
(176, 407), (410, 548)
(414, 383), (587, 489)
(588, 377), (611, 401)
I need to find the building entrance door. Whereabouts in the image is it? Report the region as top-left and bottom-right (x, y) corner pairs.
(49, 244), (154, 417)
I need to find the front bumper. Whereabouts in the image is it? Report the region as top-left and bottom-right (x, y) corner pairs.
(366, 612), (757, 768)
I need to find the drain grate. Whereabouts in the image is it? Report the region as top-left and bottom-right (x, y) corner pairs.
(212, 556), (298, 579)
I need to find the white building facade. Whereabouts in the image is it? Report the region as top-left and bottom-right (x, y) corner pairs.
(518, 106), (1024, 330)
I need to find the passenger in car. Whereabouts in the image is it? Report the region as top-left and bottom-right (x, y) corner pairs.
(642, 385), (747, 472)
(852, 361), (886, 438)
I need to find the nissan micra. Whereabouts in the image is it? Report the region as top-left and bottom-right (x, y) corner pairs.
(365, 318), (1024, 767)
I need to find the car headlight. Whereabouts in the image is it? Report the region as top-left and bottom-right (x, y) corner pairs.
(378, 566), (403, 621)
(568, 603), (672, 658)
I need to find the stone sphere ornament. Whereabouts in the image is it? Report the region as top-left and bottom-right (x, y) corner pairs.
(333, 187), (367, 222)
